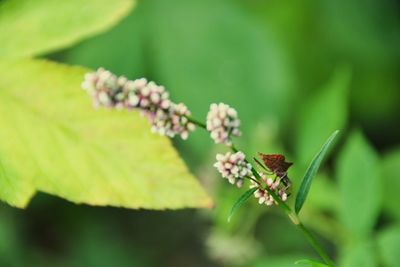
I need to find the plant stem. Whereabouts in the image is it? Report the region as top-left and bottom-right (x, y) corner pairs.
(244, 175), (262, 186)
(186, 115), (334, 266)
(186, 116), (207, 129)
(297, 223), (335, 267)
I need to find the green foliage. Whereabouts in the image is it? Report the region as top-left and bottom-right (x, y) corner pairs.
(296, 68), (350, 165)
(0, 59), (212, 209)
(228, 187), (257, 222)
(67, 222), (148, 267)
(381, 148), (400, 219)
(0, 210), (22, 266)
(305, 174), (338, 213)
(0, 0), (135, 59)
(295, 131), (339, 214)
(62, 0), (295, 160)
(0, 0), (399, 266)
(295, 259), (328, 267)
(339, 241), (378, 267)
(377, 226), (400, 267)
(320, 0), (399, 62)
(251, 255), (306, 267)
(336, 131), (381, 240)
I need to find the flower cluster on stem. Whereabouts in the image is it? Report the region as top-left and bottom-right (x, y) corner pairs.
(250, 173), (288, 206)
(82, 68), (290, 205)
(82, 68), (195, 139)
(206, 103), (241, 145)
(82, 68), (335, 266)
(214, 151), (252, 188)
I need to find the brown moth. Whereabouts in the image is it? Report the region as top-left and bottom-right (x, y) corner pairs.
(258, 153), (293, 186)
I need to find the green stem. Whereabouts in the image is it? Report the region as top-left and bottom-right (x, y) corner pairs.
(186, 115), (334, 266)
(244, 175), (262, 187)
(297, 223), (335, 267)
(250, 165), (292, 213)
(186, 116), (207, 129)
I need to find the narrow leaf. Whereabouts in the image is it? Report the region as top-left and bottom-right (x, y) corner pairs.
(295, 259), (329, 267)
(228, 187), (257, 222)
(295, 130), (339, 214)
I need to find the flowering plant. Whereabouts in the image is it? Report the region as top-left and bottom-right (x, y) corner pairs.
(82, 68), (339, 267)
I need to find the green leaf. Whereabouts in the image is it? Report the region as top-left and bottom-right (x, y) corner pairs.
(336, 130), (381, 239)
(339, 241), (378, 267)
(228, 187), (257, 222)
(306, 173), (338, 213)
(296, 68), (350, 165)
(0, 0), (135, 59)
(295, 130), (339, 214)
(377, 225), (400, 267)
(381, 148), (400, 219)
(295, 259), (328, 267)
(0, 59), (212, 209)
(251, 255), (306, 267)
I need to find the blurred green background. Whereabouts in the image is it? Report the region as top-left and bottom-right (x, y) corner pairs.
(1, 0), (400, 266)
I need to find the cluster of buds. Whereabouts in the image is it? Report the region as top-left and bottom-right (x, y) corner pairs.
(150, 103), (195, 139)
(81, 67), (331, 263)
(213, 151), (290, 205)
(124, 79), (170, 113)
(81, 68), (127, 108)
(214, 151), (253, 188)
(82, 68), (195, 139)
(206, 103), (241, 145)
(82, 68), (291, 207)
(249, 173), (288, 206)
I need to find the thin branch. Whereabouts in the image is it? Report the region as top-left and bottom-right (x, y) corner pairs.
(185, 116), (207, 129)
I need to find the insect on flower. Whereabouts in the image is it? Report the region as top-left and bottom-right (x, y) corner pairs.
(257, 153), (293, 187)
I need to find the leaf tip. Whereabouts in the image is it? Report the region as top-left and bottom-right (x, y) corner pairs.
(294, 129), (340, 215)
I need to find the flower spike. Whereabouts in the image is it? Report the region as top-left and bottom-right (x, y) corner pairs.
(206, 103), (241, 145)
(82, 68), (195, 139)
(250, 172), (289, 206)
(214, 151), (252, 188)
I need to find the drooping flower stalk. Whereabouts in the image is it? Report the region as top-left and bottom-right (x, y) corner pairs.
(82, 68), (195, 140)
(82, 69), (335, 266)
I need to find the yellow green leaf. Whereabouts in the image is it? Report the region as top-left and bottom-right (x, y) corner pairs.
(0, 59), (213, 209)
(0, 0), (135, 59)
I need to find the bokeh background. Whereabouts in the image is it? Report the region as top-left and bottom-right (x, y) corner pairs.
(1, 0), (400, 266)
